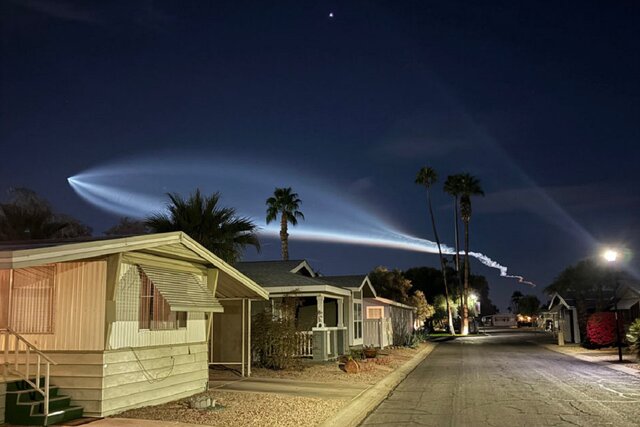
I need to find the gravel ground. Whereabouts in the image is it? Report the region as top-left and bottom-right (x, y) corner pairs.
(117, 344), (430, 426)
(118, 390), (347, 427)
(251, 344), (426, 385)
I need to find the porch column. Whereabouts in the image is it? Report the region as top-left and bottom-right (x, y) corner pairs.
(316, 295), (325, 327)
(337, 299), (344, 327)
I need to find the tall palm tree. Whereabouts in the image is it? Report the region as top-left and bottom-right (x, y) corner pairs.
(415, 167), (455, 334)
(443, 174), (465, 308)
(458, 173), (484, 335)
(146, 189), (260, 264)
(266, 187), (304, 261)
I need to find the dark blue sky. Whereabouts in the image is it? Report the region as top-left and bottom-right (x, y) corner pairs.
(2, 1), (639, 311)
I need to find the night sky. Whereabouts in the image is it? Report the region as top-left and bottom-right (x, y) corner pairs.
(2, 1), (639, 311)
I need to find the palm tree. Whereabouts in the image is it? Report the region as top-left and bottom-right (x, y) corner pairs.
(415, 167), (455, 334)
(146, 189), (260, 264)
(444, 174), (465, 309)
(511, 291), (523, 314)
(266, 187), (304, 261)
(458, 174), (484, 335)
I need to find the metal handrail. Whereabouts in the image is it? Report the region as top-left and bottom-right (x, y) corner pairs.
(0, 327), (58, 416)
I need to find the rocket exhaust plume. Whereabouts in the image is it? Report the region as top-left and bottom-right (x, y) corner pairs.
(68, 153), (535, 286)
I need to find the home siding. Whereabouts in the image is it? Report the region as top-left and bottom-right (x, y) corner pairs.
(8, 261), (107, 351)
(101, 342), (209, 416)
(108, 262), (207, 350)
(41, 351), (105, 416)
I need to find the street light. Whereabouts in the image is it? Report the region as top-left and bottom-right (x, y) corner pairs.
(602, 248), (623, 362)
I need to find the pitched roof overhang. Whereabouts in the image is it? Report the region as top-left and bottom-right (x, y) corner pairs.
(0, 232), (268, 300)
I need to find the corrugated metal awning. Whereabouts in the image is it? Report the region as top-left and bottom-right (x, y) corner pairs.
(139, 264), (223, 313)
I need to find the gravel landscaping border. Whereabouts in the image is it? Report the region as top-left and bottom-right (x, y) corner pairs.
(115, 343), (436, 426)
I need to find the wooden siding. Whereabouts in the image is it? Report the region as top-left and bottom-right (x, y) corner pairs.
(40, 351), (105, 416)
(108, 263), (207, 350)
(2, 262), (107, 351)
(101, 343), (208, 416)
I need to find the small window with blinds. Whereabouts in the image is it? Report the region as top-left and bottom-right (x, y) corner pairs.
(138, 268), (187, 330)
(367, 306), (384, 320)
(10, 266), (56, 334)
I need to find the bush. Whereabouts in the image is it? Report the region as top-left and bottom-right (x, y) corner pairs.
(626, 318), (640, 359)
(251, 297), (302, 370)
(586, 312), (624, 347)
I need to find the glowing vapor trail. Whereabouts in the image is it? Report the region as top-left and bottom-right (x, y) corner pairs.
(68, 153), (535, 286)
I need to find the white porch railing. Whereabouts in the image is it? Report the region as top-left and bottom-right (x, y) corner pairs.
(295, 331), (313, 357)
(1, 328), (57, 416)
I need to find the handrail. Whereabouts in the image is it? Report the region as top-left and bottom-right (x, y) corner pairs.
(0, 327), (57, 417)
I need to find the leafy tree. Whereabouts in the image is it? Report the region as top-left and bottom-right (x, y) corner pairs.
(415, 166), (455, 334)
(511, 291), (524, 314)
(368, 266), (412, 304)
(545, 259), (615, 337)
(444, 174), (465, 307)
(517, 295), (541, 316)
(626, 318), (640, 359)
(0, 188), (91, 240)
(410, 290), (435, 324)
(458, 173), (484, 335)
(105, 217), (150, 236)
(266, 187), (304, 261)
(146, 189), (260, 264)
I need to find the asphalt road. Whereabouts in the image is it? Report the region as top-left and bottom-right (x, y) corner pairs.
(361, 329), (640, 427)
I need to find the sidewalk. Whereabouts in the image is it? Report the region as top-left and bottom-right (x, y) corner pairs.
(542, 343), (640, 378)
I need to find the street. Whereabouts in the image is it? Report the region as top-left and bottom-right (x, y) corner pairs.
(361, 329), (640, 427)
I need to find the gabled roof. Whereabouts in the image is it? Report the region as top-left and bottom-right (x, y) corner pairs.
(236, 259), (350, 297)
(0, 232), (268, 300)
(236, 260), (316, 276)
(319, 275), (377, 297)
(548, 292), (574, 311)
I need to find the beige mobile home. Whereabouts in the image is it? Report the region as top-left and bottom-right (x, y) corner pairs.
(0, 232), (267, 424)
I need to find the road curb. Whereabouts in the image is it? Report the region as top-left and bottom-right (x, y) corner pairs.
(541, 344), (640, 379)
(319, 342), (437, 427)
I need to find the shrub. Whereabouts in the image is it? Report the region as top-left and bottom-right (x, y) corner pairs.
(626, 318), (640, 359)
(586, 312), (624, 347)
(252, 297), (302, 370)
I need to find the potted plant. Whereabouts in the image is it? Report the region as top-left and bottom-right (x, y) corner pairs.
(363, 345), (378, 358)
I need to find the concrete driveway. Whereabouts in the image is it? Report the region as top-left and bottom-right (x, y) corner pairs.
(362, 329), (640, 426)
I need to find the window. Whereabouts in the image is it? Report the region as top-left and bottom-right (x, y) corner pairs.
(367, 306), (384, 319)
(9, 266), (56, 334)
(139, 268), (187, 330)
(353, 302), (362, 340)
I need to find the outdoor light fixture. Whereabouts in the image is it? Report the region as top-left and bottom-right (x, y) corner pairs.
(602, 247), (623, 362)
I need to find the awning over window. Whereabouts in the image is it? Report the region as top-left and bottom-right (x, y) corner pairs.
(139, 264), (223, 313)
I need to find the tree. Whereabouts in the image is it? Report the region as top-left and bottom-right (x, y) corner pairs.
(458, 173), (484, 335)
(368, 266), (412, 304)
(410, 290), (435, 325)
(146, 189), (260, 264)
(415, 167), (455, 334)
(105, 217), (150, 236)
(0, 187), (91, 240)
(510, 291), (524, 314)
(517, 295), (541, 316)
(444, 174), (465, 308)
(266, 187), (304, 261)
(545, 259), (614, 337)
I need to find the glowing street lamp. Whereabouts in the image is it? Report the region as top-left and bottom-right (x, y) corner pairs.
(602, 248), (623, 362)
